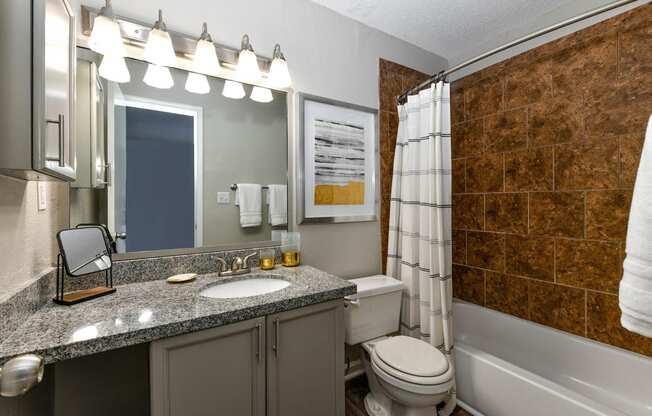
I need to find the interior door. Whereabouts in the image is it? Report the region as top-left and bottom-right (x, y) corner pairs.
(267, 300), (345, 416)
(124, 106), (195, 252)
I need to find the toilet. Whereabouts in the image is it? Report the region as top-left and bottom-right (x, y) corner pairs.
(345, 275), (454, 416)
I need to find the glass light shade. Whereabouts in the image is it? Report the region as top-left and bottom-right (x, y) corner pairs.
(89, 15), (124, 56)
(250, 86), (273, 103)
(268, 57), (291, 88)
(143, 64), (174, 89)
(222, 80), (245, 99)
(144, 28), (175, 66)
(98, 54), (130, 83)
(185, 73), (210, 94)
(193, 39), (220, 75)
(235, 49), (261, 82)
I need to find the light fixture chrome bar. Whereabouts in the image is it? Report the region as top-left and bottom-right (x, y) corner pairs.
(397, 0), (639, 104)
(80, 5), (272, 72)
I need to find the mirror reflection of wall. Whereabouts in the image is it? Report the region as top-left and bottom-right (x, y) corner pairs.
(70, 51), (289, 254)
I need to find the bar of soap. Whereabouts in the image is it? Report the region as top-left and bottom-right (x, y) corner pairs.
(166, 273), (197, 284)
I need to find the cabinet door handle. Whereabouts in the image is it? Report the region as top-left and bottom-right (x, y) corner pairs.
(256, 323), (262, 362)
(45, 114), (65, 167)
(96, 163), (112, 186)
(272, 318), (280, 355)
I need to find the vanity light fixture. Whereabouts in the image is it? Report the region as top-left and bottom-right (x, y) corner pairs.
(185, 72), (210, 94)
(143, 10), (176, 67)
(235, 34), (261, 82)
(192, 23), (220, 75)
(222, 80), (245, 99)
(268, 44), (292, 88)
(88, 0), (124, 56)
(250, 86), (273, 103)
(143, 64), (174, 89)
(98, 54), (130, 83)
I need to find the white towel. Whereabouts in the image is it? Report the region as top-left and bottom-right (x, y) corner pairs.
(620, 114), (652, 337)
(235, 184), (262, 227)
(266, 184), (287, 226)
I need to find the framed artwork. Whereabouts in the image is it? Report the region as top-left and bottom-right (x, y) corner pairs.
(298, 93), (378, 224)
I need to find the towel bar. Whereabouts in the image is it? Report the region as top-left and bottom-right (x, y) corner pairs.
(230, 184), (269, 191)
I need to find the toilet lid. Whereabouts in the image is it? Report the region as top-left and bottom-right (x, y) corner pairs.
(373, 336), (448, 377)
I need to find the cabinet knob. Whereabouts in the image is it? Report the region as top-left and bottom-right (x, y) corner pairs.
(0, 354), (44, 397)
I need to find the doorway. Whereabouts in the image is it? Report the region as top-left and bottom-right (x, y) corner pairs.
(111, 96), (203, 252)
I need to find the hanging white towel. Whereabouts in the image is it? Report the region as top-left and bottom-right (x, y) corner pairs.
(235, 184), (262, 227)
(620, 114), (652, 338)
(266, 184), (287, 226)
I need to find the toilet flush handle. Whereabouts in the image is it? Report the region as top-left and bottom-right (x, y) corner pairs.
(344, 298), (360, 307)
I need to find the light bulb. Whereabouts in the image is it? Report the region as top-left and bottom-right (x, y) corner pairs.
(143, 10), (175, 66)
(89, 14), (124, 56)
(98, 54), (130, 83)
(250, 86), (273, 103)
(185, 72), (210, 94)
(143, 64), (173, 89)
(235, 34), (261, 82)
(192, 23), (220, 76)
(222, 80), (245, 99)
(268, 44), (291, 88)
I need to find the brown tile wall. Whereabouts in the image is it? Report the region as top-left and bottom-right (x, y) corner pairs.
(378, 59), (430, 271)
(450, 4), (652, 356)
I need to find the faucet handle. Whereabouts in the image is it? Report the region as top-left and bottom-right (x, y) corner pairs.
(243, 252), (258, 268)
(216, 257), (228, 275)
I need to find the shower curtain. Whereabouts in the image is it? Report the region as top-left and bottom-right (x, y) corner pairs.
(386, 81), (456, 414)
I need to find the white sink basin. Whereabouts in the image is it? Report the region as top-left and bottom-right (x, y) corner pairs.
(200, 277), (290, 299)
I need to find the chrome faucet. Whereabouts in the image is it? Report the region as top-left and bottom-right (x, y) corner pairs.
(216, 252), (257, 276)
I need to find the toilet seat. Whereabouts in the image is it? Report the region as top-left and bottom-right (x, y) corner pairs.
(374, 336), (449, 378)
(369, 336), (453, 395)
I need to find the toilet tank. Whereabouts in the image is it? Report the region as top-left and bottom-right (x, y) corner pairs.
(344, 275), (404, 345)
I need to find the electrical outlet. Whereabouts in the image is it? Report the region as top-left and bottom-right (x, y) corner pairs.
(217, 192), (230, 205)
(37, 182), (47, 211)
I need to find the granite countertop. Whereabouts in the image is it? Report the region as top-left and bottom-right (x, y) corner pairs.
(0, 266), (355, 365)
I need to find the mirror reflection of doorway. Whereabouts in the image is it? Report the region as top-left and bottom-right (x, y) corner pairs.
(112, 98), (203, 253)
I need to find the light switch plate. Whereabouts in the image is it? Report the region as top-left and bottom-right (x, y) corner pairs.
(217, 192), (230, 204)
(37, 182), (47, 211)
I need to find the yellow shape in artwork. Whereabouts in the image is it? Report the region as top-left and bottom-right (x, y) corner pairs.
(314, 181), (365, 205)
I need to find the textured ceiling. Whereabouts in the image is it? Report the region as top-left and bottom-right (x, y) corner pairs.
(310, 0), (617, 65)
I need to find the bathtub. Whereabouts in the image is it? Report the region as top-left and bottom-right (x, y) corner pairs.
(453, 301), (652, 416)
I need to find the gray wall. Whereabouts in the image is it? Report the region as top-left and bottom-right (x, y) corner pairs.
(81, 0), (448, 279)
(0, 0), (447, 298)
(117, 60), (288, 246)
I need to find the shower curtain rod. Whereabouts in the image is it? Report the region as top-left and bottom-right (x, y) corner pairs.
(397, 0), (638, 104)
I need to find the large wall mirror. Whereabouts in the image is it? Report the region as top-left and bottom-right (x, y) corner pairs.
(70, 48), (289, 256)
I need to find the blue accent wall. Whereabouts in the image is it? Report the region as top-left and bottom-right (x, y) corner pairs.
(125, 107), (194, 251)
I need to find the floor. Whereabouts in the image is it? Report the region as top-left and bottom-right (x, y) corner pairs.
(345, 375), (471, 416)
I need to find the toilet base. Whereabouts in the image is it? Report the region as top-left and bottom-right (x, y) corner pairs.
(364, 392), (439, 416)
(364, 392), (391, 416)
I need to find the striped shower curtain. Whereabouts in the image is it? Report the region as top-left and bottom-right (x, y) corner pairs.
(386, 81), (456, 414)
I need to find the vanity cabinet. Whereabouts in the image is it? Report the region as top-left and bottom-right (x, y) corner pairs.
(150, 317), (266, 416)
(266, 301), (345, 416)
(0, 0), (76, 181)
(150, 300), (344, 416)
(73, 51), (108, 189)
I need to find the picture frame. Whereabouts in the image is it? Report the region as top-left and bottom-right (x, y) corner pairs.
(297, 93), (379, 224)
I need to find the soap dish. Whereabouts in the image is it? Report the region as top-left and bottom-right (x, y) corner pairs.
(166, 273), (197, 284)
